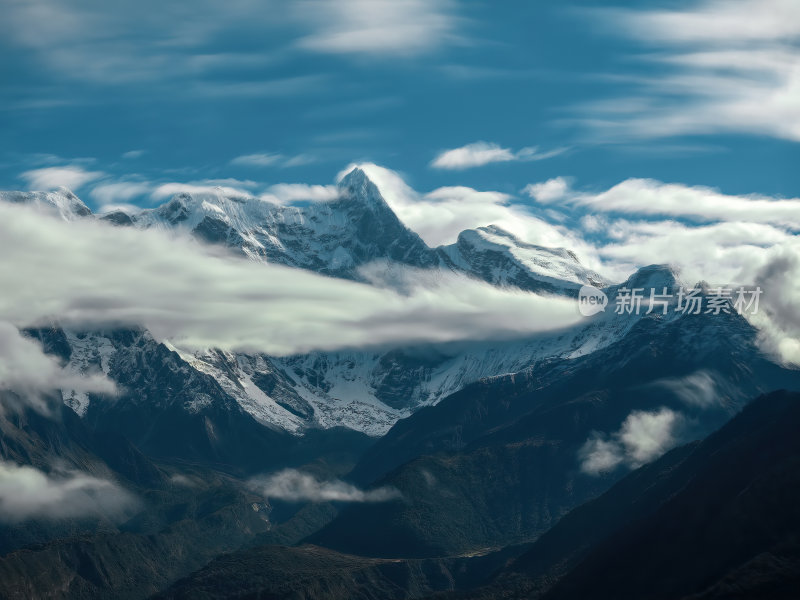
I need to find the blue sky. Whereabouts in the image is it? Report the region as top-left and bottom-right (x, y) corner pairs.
(1, 0), (798, 211)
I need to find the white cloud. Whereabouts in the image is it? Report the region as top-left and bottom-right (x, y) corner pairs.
(431, 142), (567, 170)
(283, 153), (316, 167)
(0, 201), (584, 357)
(580, 407), (681, 475)
(0, 0), (302, 86)
(249, 469), (400, 503)
(90, 175), (335, 210)
(747, 246), (800, 367)
(619, 408), (680, 465)
(581, 0), (800, 142)
(150, 181), (254, 201)
(522, 176), (800, 285)
(121, 150), (145, 159)
(579, 437), (624, 474)
(230, 153), (283, 167)
(431, 142), (515, 170)
(90, 182), (152, 207)
(20, 166), (104, 191)
(547, 178), (800, 228)
(293, 0), (459, 56)
(613, 0), (800, 45)
(656, 371), (721, 409)
(595, 219), (792, 285)
(523, 177), (571, 203)
(580, 214), (608, 233)
(0, 322), (115, 414)
(523, 176), (800, 368)
(265, 183), (338, 203)
(230, 152), (319, 169)
(0, 461), (138, 522)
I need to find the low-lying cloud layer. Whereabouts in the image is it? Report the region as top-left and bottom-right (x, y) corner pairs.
(0, 322), (115, 414)
(0, 201), (583, 357)
(249, 469), (400, 502)
(580, 407), (681, 475)
(0, 461), (138, 522)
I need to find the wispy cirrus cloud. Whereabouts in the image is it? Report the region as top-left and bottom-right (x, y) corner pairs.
(578, 0), (800, 142)
(1, 0), (461, 96)
(0, 0), (287, 85)
(230, 152), (317, 169)
(292, 0), (461, 57)
(527, 177), (800, 229)
(20, 165), (104, 191)
(89, 182), (152, 207)
(431, 142), (567, 170)
(121, 150), (146, 160)
(147, 179), (261, 202)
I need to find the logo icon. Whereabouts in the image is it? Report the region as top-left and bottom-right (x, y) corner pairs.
(578, 285), (608, 317)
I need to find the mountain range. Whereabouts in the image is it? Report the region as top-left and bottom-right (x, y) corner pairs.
(0, 168), (797, 599)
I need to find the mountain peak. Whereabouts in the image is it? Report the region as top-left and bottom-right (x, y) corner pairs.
(339, 167), (369, 187)
(336, 167), (389, 211)
(622, 264), (681, 291)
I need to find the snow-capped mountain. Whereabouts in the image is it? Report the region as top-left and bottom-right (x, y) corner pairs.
(2, 171), (689, 438)
(92, 168), (603, 292)
(120, 168), (437, 280)
(2, 188), (91, 220)
(438, 225), (605, 292)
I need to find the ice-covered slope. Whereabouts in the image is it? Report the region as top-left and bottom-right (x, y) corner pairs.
(0, 188), (91, 220)
(438, 225), (605, 293)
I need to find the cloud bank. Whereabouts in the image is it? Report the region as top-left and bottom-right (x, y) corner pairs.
(431, 142), (567, 170)
(534, 178), (800, 229)
(249, 469), (400, 502)
(0, 461), (138, 522)
(0, 201), (583, 357)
